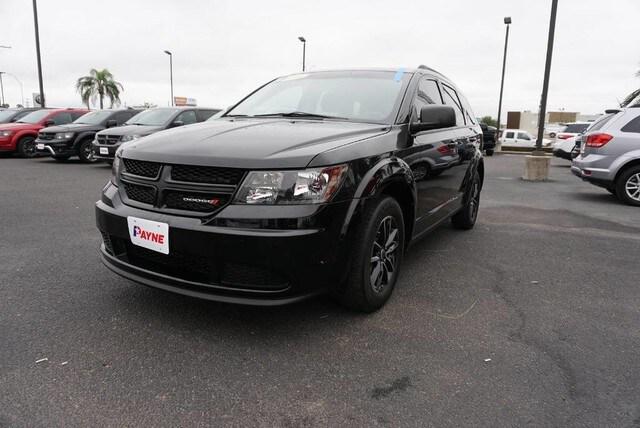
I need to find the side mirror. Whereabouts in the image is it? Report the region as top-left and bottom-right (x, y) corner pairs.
(170, 120), (184, 128)
(43, 119), (55, 127)
(105, 119), (118, 128)
(410, 105), (456, 134)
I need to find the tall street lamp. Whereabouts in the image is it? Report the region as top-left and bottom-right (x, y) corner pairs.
(32, 0), (45, 107)
(0, 46), (11, 106)
(164, 50), (174, 106)
(496, 16), (511, 144)
(298, 36), (306, 72)
(1, 72), (25, 106)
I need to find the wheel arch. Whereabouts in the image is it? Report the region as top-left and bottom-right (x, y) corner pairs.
(613, 157), (640, 184)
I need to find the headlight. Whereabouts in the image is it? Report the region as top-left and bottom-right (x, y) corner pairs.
(0, 130), (13, 137)
(55, 132), (74, 140)
(234, 165), (348, 205)
(121, 134), (140, 142)
(111, 150), (123, 185)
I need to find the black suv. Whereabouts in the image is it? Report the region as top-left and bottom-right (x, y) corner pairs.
(35, 109), (139, 162)
(92, 107), (220, 163)
(96, 68), (484, 312)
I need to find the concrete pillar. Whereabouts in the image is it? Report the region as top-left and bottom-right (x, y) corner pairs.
(523, 154), (551, 181)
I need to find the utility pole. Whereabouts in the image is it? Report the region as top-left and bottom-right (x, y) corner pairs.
(164, 50), (174, 106)
(32, 0), (45, 107)
(535, 0), (559, 154)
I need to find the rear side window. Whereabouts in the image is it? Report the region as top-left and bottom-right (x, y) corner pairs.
(517, 132), (531, 140)
(621, 115), (640, 133)
(412, 78), (442, 121)
(440, 84), (465, 126)
(457, 92), (477, 125)
(114, 111), (137, 125)
(52, 112), (73, 125)
(505, 132), (515, 139)
(176, 110), (198, 125)
(196, 109), (219, 121)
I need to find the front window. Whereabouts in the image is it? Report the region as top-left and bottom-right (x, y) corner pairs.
(226, 70), (411, 124)
(74, 110), (113, 125)
(126, 109), (177, 126)
(17, 110), (50, 124)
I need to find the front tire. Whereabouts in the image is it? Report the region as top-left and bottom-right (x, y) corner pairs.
(451, 170), (481, 230)
(336, 196), (405, 313)
(78, 139), (98, 163)
(616, 165), (640, 207)
(16, 136), (36, 158)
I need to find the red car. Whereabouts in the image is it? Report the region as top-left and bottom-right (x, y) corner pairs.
(0, 108), (88, 157)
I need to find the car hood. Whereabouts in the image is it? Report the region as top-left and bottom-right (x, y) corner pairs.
(96, 124), (163, 136)
(0, 122), (41, 132)
(40, 123), (104, 133)
(122, 118), (389, 169)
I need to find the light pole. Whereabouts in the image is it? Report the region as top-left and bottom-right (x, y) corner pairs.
(298, 36), (306, 72)
(0, 46), (10, 106)
(496, 17), (511, 144)
(164, 50), (174, 106)
(1, 72), (25, 106)
(32, 0), (45, 107)
(535, 0), (559, 154)
(0, 73), (4, 106)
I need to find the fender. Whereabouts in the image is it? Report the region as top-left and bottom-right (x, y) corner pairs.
(612, 150), (640, 181)
(72, 131), (98, 150)
(339, 156), (416, 237)
(11, 130), (38, 150)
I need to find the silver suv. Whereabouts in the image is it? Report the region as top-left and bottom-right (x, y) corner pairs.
(572, 107), (640, 206)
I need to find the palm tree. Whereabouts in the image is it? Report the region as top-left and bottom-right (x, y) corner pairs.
(621, 68), (640, 108)
(75, 69), (123, 109)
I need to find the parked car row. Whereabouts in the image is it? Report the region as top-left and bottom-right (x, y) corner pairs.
(0, 106), (221, 162)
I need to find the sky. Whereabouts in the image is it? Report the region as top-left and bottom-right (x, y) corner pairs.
(1, 0), (639, 119)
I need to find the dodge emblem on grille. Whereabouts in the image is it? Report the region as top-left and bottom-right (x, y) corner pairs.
(182, 196), (221, 206)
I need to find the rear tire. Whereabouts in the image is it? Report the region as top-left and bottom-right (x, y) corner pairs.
(335, 196), (405, 313)
(78, 139), (98, 163)
(615, 165), (640, 207)
(451, 170), (481, 230)
(16, 136), (36, 158)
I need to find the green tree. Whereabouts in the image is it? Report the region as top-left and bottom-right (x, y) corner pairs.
(76, 68), (123, 109)
(620, 68), (640, 107)
(479, 116), (497, 127)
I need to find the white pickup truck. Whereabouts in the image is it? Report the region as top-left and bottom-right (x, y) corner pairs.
(499, 129), (551, 148)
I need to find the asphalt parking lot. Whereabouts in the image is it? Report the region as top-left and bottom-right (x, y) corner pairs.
(1, 154), (639, 427)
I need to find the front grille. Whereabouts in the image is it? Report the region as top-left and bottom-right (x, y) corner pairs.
(126, 243), (217, 284)
(38, 132), (55, 141)
(96, 134), (121, 145)
(171, 165), (244, 185)
(123, 159), (161, 178)
(164, 190), (230, 212)
(124, 182), (156, 205)
(222, 262), (288, 289)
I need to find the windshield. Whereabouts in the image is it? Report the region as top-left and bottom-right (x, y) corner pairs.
(126, 109), (177, 126)
(226, 70), (411, 123)
(74, 110), (113, 125)
(0, 110), (20, 122)
(17, 110), (50, 124)
(563, 123), (590, 133)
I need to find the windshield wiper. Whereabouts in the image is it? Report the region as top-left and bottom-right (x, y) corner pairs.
(252, 111), (347, 120)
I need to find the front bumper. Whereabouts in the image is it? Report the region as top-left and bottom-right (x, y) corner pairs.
(553, 148), (572, 160)
(34, 138), (75, 157)
(96, 182), (355, 305)
(92, 141), (119, 160)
